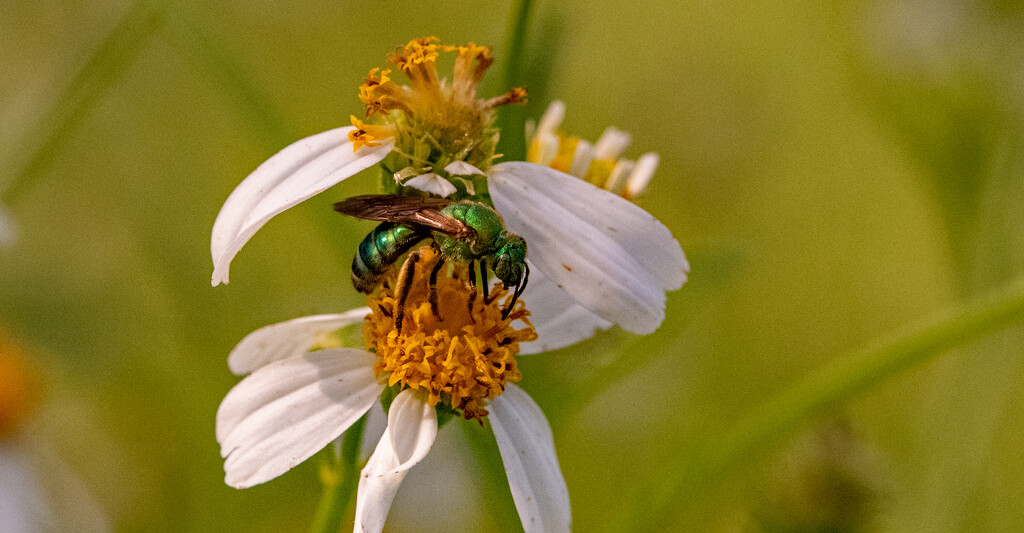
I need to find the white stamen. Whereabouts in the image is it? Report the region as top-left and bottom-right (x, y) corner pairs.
(524, 118), (537, 145)
(604, 159), (635, 194)
(626, 153), (659, 198)
(534, 132), (560, 167)
(593, 126), (631, 161)
(568, 140), (594, 179)
(394, 166), (429, 184)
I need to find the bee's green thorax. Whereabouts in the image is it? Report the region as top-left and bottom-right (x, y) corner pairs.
(433, 202), (505, 261)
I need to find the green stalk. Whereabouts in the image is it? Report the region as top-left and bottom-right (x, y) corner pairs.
(309, 416), (366, 533)
(619, 273), (1024, 532)
(494, 0), (534, 162)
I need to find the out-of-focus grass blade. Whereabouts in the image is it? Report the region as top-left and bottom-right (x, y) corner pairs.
(1, 0), (162, 202)
(150, 2), (295, 149)
(614, 272), (1024, 532)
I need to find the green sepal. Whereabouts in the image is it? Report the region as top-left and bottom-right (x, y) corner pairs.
(379, 383), (402, 413)
(435, 401), (461, 429)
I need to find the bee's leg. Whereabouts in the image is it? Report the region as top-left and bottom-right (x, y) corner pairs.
(428, 256), (445, 318)
(480, 260), (493, 304)
(466, 259), (478, 315)
(394, 251), (421, 332)
(501, 263), (530, 320)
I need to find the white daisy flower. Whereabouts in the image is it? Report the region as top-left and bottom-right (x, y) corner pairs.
(216, 248), (570, 532)
(0, 335), (110, 533)
(0, 343), (47, 533)
(211, 129), (685, 347)
(211, 37), (686, 341)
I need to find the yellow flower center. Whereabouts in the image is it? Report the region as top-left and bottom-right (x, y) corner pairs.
(0, 337), (38, 437)
(362, 247), (536, 421)
(355, 37), (527, 181)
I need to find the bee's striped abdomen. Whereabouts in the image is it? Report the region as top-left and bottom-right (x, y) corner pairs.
(352, 222), (426, 293)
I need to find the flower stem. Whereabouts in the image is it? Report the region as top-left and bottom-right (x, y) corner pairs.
(309, 416), (366, 533)
(618, 273), (1024, 531)
(462, 421), (520, 532)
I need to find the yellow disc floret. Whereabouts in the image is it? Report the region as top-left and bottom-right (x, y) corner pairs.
(355, 37), (528, 181)
(363, 247), (536, 421)
(348, 116), (396, 152)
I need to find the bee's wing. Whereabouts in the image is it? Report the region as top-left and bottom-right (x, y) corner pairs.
(333, 195), (471, 237)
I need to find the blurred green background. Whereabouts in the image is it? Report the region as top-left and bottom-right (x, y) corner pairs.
(3, 1), (1024, 531)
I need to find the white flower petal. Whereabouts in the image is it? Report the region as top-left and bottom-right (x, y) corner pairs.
(354, 390), (437, 533)
(593, 126), (631, 160)
(519, 263), (612, 354)
(490, 162), (688, 334)
(444, 161), (484, 176)
(627, 152), (659, 198)
(489, 384), (571, 533)
(404, 173), (457, 198)
(210, 127), (393, 286)
(216, 349), (382, 488)
(0, 204), (15, 247)
(227, 308), (371, 375)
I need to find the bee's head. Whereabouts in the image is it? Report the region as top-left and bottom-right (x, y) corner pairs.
(492, 233), (527, 288)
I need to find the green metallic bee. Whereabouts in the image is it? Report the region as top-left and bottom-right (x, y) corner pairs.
(333, 194), (529, 329)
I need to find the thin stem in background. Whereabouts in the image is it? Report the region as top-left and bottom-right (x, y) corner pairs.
(462, 421), (521, 532)
(309, 416), (366, 533)
(494, 0), (534, 163)
(617, 272), (1024, 532)
(1, 0), (162, 202)
(151, 1), (295, 149)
